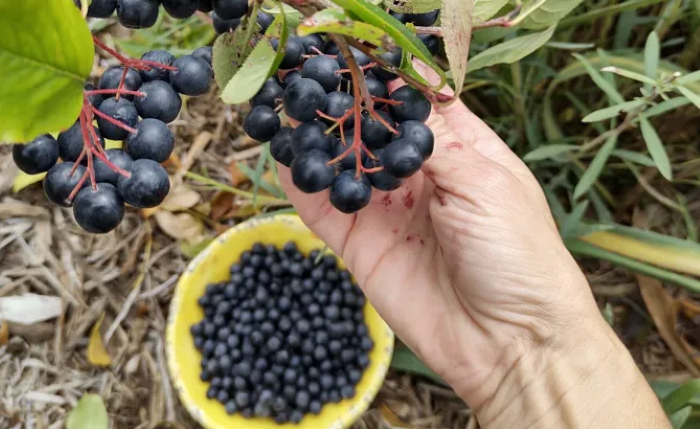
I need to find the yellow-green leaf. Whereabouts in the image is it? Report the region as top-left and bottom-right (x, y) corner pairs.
(329, 0), (446, 89)
(13, 171), (46, 193)
(383, 0), (442, 13)
(87, 313), (111, 367)
(0, 0), (94, 143)
(573, 134), (617, 199)
(298, 9), (386, 45)
(67, 394), (108, 429)
(582, 99), (644, 123)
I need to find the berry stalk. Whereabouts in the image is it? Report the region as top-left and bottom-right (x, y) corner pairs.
(85, 89), (145, 97)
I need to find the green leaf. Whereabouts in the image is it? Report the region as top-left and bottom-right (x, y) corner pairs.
(212, 25), (256, 90)
(582, 99), (644, 123)
(573, 134), (617, 199)
(642, 97), (692, 118)
(297, 9), (386, 45)
(441, 0), (473, 94)
(329, 0), (446, 89)
(677, 70), (700, 85)
(546, 41), (596, 50)
(612, 149), (655, 166)
(67, 394), (108, 429)
(266, 5), (290, 76)
(600, 66), (656, 84)
(219, 7), (287, 104)
(669, 407), (692, 429)
(602, 302), (614, 326)
(523, 143), (579, 161)
(391, 345), (445, 385)
(521, 0), (584, 29)
(677, 86), (700, 110)
(663, 380), (700, 415)
(643, 31), (659, 93)
(543, 52), (700, 141)
(473, 0), (510, 24)
(572, 53), (625, 104)
(466, 26), (556, 73)
(639, 116), (672, 180)
(0, 0), (94, 143)
(560, 200), (589, 237)
(383, 0), (442, 13)
(221, 39), (276, 104)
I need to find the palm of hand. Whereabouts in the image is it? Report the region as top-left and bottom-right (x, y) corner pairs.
(278, 81), (594, 408)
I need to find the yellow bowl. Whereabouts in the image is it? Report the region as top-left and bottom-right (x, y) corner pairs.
(166, 214), (395, 429)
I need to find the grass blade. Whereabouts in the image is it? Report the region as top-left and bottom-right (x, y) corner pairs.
(643, 31), (660, 92)
(572, 53), (625, 104)
(639, 116), (672, 180)
(574, 134), (617, 199)
(582, 99), (644, 122)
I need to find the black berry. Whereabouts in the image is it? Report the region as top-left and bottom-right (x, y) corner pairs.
(363, 148), (402, 191)
(57, 122), (105, 162)
(381, 138), (424, 178)
(94, 149), (134, 185)
(116, 0), (160, 29)
(192, 46), (213, 65)
(271, 37), (304, 70)
(212, 0), (248, 20)
(44, 162), (87, 207)
(269, 127), (295, 167)
(98, 66), (143, 100)
(393, 120), (434, 160)
(125, 118), (175, 162)
(360, 111), (395, 150)
(139, 50), (176, 82)
(389, 86), (431, 123)
(96, 97), (139, 140)
(169, 55), (213, 96)
(117, 159), (170, 208)
(162, 0), (198, 18)
(251, 77), (283, 108)
(12, 135), (59, 175)
(283, 78), (327, 122)
(290, 150), (336, 193)
(244, 106), (281, 142)
(134, 80), (182, 123)
(291, 120), (335, 155)
(301, 56), (341, 93)
(212, 12), (240, 33)
(73, 183), (125, 233)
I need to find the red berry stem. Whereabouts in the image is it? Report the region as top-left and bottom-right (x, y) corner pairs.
(115, 66), (130, 101)
(93, 36), (177, 72)
(86, 89), (146, 97)
(82, 102), (132, 179)
(91, 106), (138, 134)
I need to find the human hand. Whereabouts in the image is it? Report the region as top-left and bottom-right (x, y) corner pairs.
(277, 64), (669, 428)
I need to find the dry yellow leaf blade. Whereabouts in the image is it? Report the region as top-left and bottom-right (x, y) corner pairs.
(581, 231), (700, 277)
(380, 403), (410, 428)
(0, 319), (8, 346)
(87, 313), (112, 367)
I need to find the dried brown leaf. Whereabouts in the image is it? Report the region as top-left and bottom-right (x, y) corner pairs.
(0, 203), (50, 219)
(0, 320), (8, 346)
(229, 162), (250, 186)
(159, 183), (201, 212)
(154, 211), (205, 242)
(441, 0), (473, 95)
(638, 275), (700, 376)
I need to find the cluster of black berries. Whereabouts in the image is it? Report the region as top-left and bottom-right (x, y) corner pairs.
(12, 48), (213, 234)
(242, 14), (439, 214)
(191, 242), (373, 424)
(76, 0), (244, 29)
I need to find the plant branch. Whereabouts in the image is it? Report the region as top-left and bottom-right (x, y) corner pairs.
(578, 72), (681, 155)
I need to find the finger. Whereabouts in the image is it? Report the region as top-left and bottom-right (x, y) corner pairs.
(277, 164), (354, 255)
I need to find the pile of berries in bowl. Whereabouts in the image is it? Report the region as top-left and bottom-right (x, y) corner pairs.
(166, 215), (394, 429)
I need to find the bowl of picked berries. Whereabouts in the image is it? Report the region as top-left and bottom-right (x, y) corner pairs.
(166, 214), (394, 429)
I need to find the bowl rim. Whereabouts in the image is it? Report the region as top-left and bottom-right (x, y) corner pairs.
(165, 214), (395, 429)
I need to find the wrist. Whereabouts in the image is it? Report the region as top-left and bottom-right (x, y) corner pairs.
(473, 318), (670, 429)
